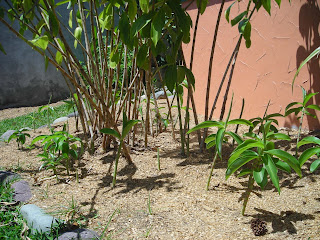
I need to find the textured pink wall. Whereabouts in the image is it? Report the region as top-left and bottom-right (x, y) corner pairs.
(182, 0), (320, 130)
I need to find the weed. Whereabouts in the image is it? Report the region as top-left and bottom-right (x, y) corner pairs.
(226, 108), (301, 215)
(100, 209), (119, 240)
(147, 192), (152, 215)
(157, 148), (161, 171)
(7, 128), (30, 150)
(32, 131), (83, 181)
(100, 112), (140, 187)
(285, 87), (320, 156)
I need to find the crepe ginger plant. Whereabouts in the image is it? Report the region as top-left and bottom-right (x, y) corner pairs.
(32, 131), (83, 181)
(188, 95), (253, 190)
(226, 110), (302, 215)
(8, 128), (30, 150)
(100, 112), (140, 188)
(285, 87), (320, 156)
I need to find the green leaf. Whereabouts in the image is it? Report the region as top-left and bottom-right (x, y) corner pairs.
(293, 47), (320, 89)
(303, 93), (318, 107)
(187, 120), (223, 134)
(60, 142), (69, 155)
(262, 0), (271, 15)
(215, 128), (225, 157)
(182, 66), (195, 90)
(127, 0), (137, 21)
(205, 134), (216, 144)
(197, 0), (208, 14)
(253, 167), (268, 190)
(139, 0), (149, 13)
(165, 65), (177, 93)
(68, 10), (73, 28)
(74, 26), (82, 49)
(167, 0), (191, 43)
(122, 120), (140, 139)
(265, 149), (301, 177)
(137, 44), (148, 69)
(56, 0), (70, 6)
(243, 21), (251, 48)
(273, 158), (291, 173)
(30, 35), (49, 50)
(69, 149), (78, 159)
(206, 140), (216, 149)
(56, 51), (63, 65)
(100, 128), (121, 140)
(285, 101), (299, 112)
(49, 10), (59, 37)
(225, 1), (236, 23)
(285, 106), (302, 116)
(274, 0), (281, 8)
(227, 119), (253, 126)
(262, 154), (280, 193)
(228, 139), (264, 165)
(298, 147), (320, 167)
(131, 13), (152, 37)
(266, 132), (291, 141)
(119, 13), (131, 46)
(31, 135), (47, 146)
(310, 159), (320, 173)
(226, 150), (259, 179)
(225, 131), (244, 145)
(177, 66), (185, 84)
(151, 8), (165, 47)
(231, 11), (247, 26)
(0, 42), (6, 55)
(7, 132), (18, 143)
(306, 104), (320, 111)
(238, 169), (252, 177)
(298, 136), (320, 148)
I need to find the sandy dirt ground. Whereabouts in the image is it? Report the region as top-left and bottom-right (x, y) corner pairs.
(0, 101), (319, 239)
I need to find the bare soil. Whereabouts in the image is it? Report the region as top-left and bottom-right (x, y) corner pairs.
(0, 100), (319, 239)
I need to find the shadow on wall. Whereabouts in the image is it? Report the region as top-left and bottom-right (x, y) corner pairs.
(284, 0), (320, 130)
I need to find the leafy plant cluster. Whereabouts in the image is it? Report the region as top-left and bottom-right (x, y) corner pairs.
(188, 88), (320, 215)
(31, 128), (83, 182)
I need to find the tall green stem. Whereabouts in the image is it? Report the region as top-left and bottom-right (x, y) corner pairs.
(206, 151), (219, 190)
(242, 173), (254, 215)
(112, 141), (123, 188)
(176, 82), (186, 156)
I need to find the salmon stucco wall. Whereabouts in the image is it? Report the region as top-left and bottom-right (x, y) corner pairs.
(182, 0), (320, 130)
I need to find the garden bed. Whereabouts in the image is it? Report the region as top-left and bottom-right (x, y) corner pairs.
(0, 101), (319, 239)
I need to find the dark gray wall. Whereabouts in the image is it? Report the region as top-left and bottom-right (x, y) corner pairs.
(0, 8), (69, 110)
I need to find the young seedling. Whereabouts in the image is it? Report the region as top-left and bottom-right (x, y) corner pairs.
(297, 136), (320, 173)
(32, 131), (83, 180)
(38, 97), (55, 130)
(100, 112), (140, 187)
(226, 109), (302, 215)
(8, 128), (30, 150)
(157, 147), (161, 171)
(285, 87), (320, 156)
(147, 192), (152, 215)
(187, 95), (252, 190)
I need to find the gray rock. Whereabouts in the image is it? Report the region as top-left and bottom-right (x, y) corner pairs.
(53, 117), (69, 125)
(58, 229), (100, 240)
(67, 111), (79, 118)
(0, 130), (16, 142)
(21, 204), (60, 234)
(12, 180), (32, 202)
(20, 127), (32, 131)
(154, 91), (166, 100)
(0, 171), (20, 185)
